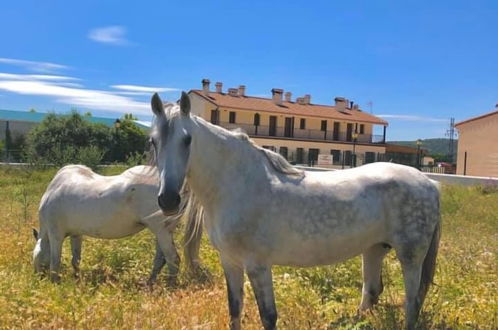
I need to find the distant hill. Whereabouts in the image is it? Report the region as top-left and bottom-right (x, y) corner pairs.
(388, 138), (458, 161)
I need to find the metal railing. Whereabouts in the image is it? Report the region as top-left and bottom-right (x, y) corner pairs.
(218, 122), (385, 144)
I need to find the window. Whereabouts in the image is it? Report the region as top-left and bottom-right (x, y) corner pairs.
(300, 118), (306, 129)
(365, 152), (375, 163)
(296, 148), (304, 164)
(210, 109), (219, 124)
(344, 150), (352, 166)
(321, 120), (327, 131)
(331, 149), (341, 165)
(279, 147), (288, 159)
(229, 111), (236, 124)
(308, 148), (319, 166)
(360, 124), (365, 134)
(254, 113), (260, 126)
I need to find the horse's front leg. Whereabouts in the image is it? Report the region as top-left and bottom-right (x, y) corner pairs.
(48, 232), (64, 283)
(70, 235), (82, 275)
(143, 219), (180, 286)
(221, 257), (244, 330)
(246, 262), (277, 330)
(148, 241), (166, 285)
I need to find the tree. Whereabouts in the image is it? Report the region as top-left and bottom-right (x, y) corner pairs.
(25, 111), (148, 167)
(108, 117), (148, 162)
(123, 113), (138, 120)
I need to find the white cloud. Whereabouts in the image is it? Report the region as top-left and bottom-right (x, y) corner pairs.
(88, 26), (130, 45)
(111, 84), (179, 93)
(0, 73), (155, 114)
(0, 58), (69, 73)
(377, 114), (448, 123)
(0, 72), (78, 81)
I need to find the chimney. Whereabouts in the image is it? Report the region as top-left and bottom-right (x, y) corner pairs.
(284, 92), (292, 102)
(201, 78), (210, 95)
(352, 104), (360, 111)
(215, 82), (223, 93)
(271, 88), (284, 105)
(238, 85), (246, 97)
(296, 97), (305, 105)
(303, 94), (311, 105)
(350, 101), (354, 109)
(334, 97), (347, 109)
(228, 88), (238, 96)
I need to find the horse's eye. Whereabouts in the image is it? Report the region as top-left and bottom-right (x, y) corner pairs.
(184, 135), (192, 146)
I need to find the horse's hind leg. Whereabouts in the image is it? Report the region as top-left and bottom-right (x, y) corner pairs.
(70, 235), (82, 275)
(246, 262), (277, 330)
(147, 241), (166, 285)
(396, 244), (428, 330)
(359, 243), (390, 311)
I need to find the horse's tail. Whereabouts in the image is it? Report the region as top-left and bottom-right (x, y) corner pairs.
(419, 220), (441, 305)
(183, 191), (204, 274)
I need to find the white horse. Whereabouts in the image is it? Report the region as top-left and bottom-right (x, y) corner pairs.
(149, 92), (441, 330)
(33, 164), (203, 284)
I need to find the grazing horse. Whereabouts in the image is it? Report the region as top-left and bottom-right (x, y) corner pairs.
(149, 92), (441, 330)
(33, 164), (203, 284)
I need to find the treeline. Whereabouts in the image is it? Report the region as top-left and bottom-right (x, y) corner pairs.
(23, 111), (148, 169)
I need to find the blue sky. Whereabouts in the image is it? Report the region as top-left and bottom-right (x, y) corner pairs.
(0, 0), (497, 140)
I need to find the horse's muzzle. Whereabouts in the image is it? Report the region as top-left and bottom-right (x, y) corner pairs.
(157, 189), (181, 216)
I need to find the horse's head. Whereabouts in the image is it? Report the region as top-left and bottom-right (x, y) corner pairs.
(150, 92), (193, 215)
(32, 228), (49, 272)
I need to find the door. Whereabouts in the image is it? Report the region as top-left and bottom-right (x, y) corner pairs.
(346, 123), (353, 141)
(308, 148), (319, 166)
(333, 122), (340, 140)
(284, 117), (293, 137)
(296, 148), (304, 164)
(269, 116), (277, 136)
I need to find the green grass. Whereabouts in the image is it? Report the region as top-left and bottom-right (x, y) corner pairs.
(0, 166), (496, 329)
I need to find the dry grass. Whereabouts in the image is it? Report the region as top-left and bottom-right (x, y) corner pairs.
(0, 166), (496, 329)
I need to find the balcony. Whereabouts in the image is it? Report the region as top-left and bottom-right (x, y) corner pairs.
(218, 122), (385, 144)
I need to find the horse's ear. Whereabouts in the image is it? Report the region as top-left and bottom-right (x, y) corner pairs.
(32, 228), (38, 241)
(151, 93), (164, 117)
(180, 91), (191, 116)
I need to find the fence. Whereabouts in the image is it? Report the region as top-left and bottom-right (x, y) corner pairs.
(0, 149), (24, 163)
(218, 122), (385, 144)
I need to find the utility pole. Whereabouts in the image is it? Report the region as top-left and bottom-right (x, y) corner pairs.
(446, 117), (456, 163)
(367, 101), (373, 114)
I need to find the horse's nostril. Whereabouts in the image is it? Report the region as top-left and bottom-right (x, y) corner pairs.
(157, 191), (181, 214)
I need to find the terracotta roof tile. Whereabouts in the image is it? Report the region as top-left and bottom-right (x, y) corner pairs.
(190, 90), (388, 126)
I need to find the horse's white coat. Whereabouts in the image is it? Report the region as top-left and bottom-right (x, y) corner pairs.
(150, 93), (441, 330)
(33, 164), (196, 283)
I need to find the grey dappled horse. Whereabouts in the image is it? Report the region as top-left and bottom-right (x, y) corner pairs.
(150, 92), (441, 330)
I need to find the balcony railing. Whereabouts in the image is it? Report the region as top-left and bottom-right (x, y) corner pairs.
(218, 122), (385, 144)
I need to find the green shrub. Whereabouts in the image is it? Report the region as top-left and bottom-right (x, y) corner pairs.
(24, 111), (147, 166)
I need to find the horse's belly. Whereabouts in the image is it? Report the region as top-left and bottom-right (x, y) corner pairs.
(271, 236), (375, 267)
(66, 212), (145, 239)
(255, 217), (386, 267)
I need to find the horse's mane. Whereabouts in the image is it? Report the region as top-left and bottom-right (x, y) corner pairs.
(227, 127), (304, 178)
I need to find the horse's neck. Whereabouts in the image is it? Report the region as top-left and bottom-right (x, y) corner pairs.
(188, 119), (259, 208)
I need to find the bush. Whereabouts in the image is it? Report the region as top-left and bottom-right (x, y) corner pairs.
(25, 111), (147, 167)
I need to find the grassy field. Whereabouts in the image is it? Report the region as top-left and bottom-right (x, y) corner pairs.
(0, 166), (496, 329)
